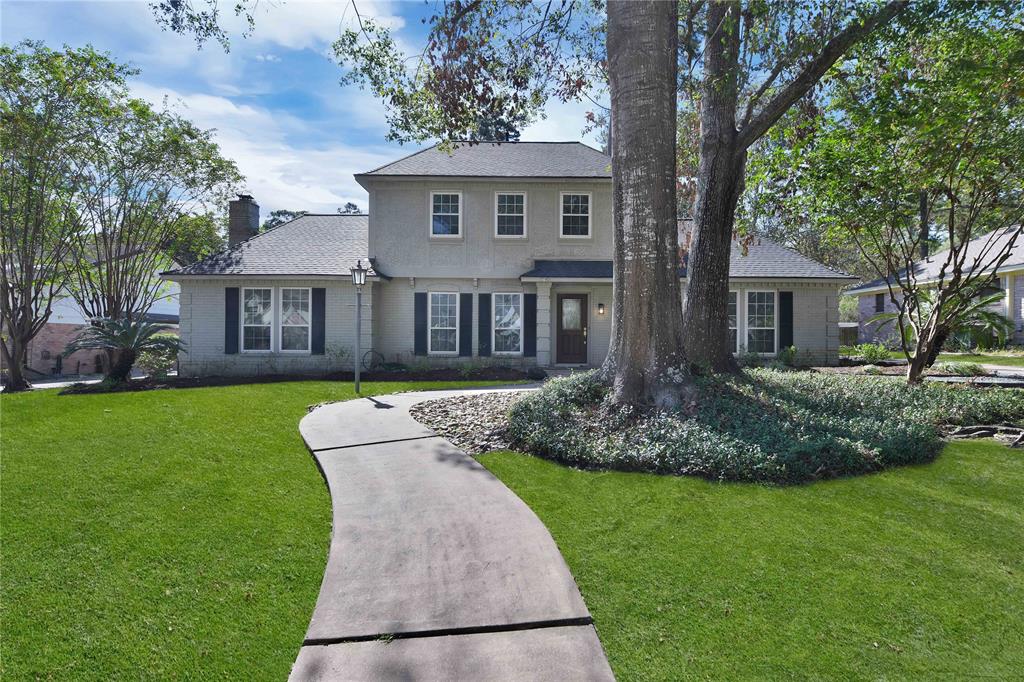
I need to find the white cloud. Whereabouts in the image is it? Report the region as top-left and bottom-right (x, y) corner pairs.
(253, 53), (281, 63)
(521, 98), (606, 145)
(132, 82), (403, 215)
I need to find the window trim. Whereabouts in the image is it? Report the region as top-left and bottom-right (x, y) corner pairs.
(428, 191), (462, 239)
(279, 286), (312, 354)
(727, 290), (740, 354)
(559, 191), (592, 239)
(494, 191), (528, 239)
(240, 286), (274, 353)
(491, 292), (524, 356)
(746, 289), (778, 356)
(427, 291), (460, 356)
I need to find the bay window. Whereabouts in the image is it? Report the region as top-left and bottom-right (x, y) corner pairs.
(429, 292), (459, 354)
(493, 293), (523, 354)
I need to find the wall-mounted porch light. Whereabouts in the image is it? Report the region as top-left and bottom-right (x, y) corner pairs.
(597, 302), (606, 315)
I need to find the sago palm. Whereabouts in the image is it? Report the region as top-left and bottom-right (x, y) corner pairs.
(64, 318), (185, 382)
(868, 290), (1013, 366)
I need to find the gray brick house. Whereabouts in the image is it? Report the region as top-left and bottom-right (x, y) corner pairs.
(848, 227), (1024, 345)
(162, 142), (854, 376)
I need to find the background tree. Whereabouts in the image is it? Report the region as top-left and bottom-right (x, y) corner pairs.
(770, 12), (1024, 383)
(261, 208), (306, 231)
(0, 42), (131, 390)
(337, 202), (362, 214)
(67, 99), (241, 328)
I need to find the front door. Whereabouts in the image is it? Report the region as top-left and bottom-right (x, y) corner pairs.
(556, 294), (588, 364)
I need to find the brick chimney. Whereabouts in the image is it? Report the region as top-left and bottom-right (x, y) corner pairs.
(228, 194), (259, 247)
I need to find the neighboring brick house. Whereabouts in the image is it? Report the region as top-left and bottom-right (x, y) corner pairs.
(162, 142), (855, 377)
(848, 227), (1023, 345)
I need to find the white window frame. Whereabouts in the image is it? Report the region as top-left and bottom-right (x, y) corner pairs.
(427, 291), (460, 356)
(494, 191), (527, 238)
(279, 286), (312, 354)
(429, 191), (462, 239)
(559, 191), (592, 239)
(241, 287), (274, 353)
(727, 290), (740, 354)
(492, 292), (524, 356)
(746, 289), (778, 356)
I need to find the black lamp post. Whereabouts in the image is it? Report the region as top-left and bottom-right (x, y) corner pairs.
(350, 260), (368, 394)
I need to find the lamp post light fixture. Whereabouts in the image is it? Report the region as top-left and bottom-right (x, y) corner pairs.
(350, 260), (369, 394)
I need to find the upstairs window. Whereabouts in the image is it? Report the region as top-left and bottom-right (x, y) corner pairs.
(429, 292), (459, 354)
(560, 192), (591, 237)
(242, 288), (273, 351)
(493, 293), (523, 354)
(431, 192), (461, 237)
(727, 291), (738, 353)
(874, 293), (885, 313)
(747, 291), (776, 354)
(495, 192), (526, 237)
(280, 288), (311, 352)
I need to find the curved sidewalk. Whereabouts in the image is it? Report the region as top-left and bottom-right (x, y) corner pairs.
(290, 387), (614, 681)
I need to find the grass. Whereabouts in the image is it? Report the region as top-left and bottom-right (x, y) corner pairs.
(480, 440), (1024, 680)
(935, 352), (1024, 368)
(0, 380), (512, 680)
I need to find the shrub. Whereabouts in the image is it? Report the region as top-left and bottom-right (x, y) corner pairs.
(852, 342), (892, 364)
(936, 362), (987, 376)
(777, 345), (798, 366)
(136, 333), (179, 378)
(507, 369), (1024, 485)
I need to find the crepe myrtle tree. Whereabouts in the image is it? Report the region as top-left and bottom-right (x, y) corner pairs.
(768, 13), (1024, 384)
(0, 42), (134, 390)
(67, 97), (241, 325)
(151, 0), (908, 405)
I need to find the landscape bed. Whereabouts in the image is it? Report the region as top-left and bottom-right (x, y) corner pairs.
(422, 369), (1024, 484)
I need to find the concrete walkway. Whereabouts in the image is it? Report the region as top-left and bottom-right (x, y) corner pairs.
(290, 387), (614, 681)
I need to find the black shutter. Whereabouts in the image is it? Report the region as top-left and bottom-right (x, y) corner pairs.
(459, 293), (473, 356)
(414, 292), (428, 356)
(224, 287), (239, 354)
(311, 288), (326, 355)
(523, 293), (537, 357)
(478, 293), (492, 357)
(779, 291), (794, 349)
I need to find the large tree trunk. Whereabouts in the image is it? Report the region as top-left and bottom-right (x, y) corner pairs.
(681, 0), (744, 373)
(601, 0), (686, 407)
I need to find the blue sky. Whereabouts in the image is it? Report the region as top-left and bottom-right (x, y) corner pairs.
(2, 0), (603, 216)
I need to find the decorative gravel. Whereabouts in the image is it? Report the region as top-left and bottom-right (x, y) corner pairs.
(410, 391), (530, 454)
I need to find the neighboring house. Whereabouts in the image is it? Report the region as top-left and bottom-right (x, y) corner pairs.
(161, 142), (854, 377)
(847, 227), (1023, 345)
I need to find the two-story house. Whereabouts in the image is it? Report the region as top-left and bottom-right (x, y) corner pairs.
(162, 142), (853, 376)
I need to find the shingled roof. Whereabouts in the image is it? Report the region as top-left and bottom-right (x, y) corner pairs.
(521, 237), (854, 280)
(847, 226), (1024, 294)
(162, 214), (382, 278)
(357, 142), (612, 178)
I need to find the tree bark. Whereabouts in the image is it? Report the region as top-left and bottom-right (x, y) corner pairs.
(681, 0), (743, 373)
(107, 349), (136, 383)
(1, 336), (30, 391)
(601, 0), (687, 407)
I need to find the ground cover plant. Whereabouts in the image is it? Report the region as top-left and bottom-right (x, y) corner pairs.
(479, 439), (1024, 679)
(0, 380), (510, 679)
(508, 369), (1024, 484)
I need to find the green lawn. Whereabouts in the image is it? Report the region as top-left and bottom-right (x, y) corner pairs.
(935, 352), (1024, 368)
(480, 440), (1024, 680)
(0, 380), (508, 680)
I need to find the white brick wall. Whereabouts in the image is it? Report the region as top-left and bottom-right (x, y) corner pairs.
(177, 277), (371, 377)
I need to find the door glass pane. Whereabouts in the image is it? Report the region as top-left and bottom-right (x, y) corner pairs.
(562, 298), (581, 330)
